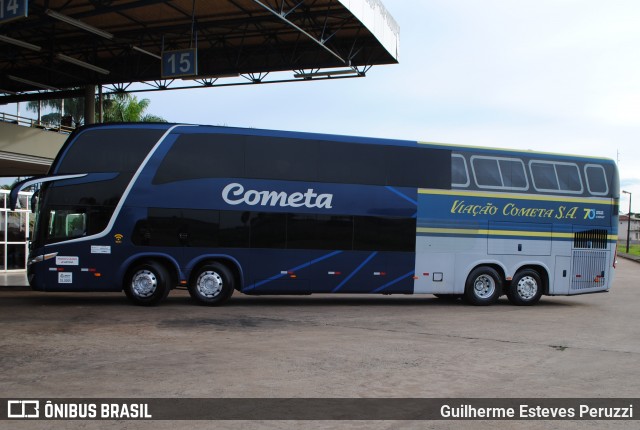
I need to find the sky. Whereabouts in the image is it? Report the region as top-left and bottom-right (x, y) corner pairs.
(3, 0), (640, 211)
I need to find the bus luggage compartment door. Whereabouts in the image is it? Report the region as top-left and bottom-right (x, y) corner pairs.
(487, 222), (551, 256)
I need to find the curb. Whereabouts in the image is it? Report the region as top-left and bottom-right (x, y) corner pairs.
(618, 253), (640, 264)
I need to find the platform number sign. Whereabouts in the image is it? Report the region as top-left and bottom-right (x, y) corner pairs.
(162, 49), (197, 78)
(0, 0), (27, 23)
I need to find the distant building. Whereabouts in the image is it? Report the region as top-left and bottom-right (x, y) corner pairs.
(619, 214), (640, 246)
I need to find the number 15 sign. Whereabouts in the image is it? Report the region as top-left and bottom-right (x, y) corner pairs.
(162, 49), (198, 78)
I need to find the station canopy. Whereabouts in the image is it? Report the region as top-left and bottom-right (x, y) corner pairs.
(0, 0), (399, 104)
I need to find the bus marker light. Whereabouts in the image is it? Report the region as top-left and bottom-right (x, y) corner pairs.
(328, 271), (342, 276)
(423, 272), (429, 276)
(506, 277), (513, 281)
(57, 268), (64, 272)
(94, 273), (102, 277)
(576, 274), (582, 278)
(180, 280), (187, 285)
(412, 276), (419, 280)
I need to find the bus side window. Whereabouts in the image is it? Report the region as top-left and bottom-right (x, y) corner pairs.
(451, 154), (469, 187)
(556, 163), (583, 193)
(530, 161), (582, 194)
(66, 213), (86, 237)
(471, 156), (528, 191)
(584, 164), (608, 196)
(499, 159), (528, 189)
(472, 157), (502, 187)
(47, 209), (87, 241)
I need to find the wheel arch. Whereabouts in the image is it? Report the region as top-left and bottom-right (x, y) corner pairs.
(466, 262), (507, 285)
(119, 253), (181, 291)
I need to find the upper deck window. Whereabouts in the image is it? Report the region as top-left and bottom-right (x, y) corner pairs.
(529, 161), (583, 194)
(154, 133), (451, 189)
(584, 164), (608, 196)
(451, 154), (470, 187)
(471, 156), (528, 191)
(56, 128), (163, 174)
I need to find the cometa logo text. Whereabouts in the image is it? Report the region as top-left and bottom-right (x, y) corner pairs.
(222, 183), (334, 209)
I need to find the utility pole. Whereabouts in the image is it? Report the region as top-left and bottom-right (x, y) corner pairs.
(622, 190), (632, 253)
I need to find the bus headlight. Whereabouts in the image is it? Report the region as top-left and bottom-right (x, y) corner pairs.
(28, 252), (58, 266)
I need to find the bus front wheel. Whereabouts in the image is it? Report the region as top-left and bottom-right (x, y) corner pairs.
(124, 261), (171, 306)
(507, 269), (543, 306)
(464, 267), (502, 305)
(188, 262), (234, 306)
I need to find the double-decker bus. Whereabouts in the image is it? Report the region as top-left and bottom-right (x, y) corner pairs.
(11, 123), (619, 306)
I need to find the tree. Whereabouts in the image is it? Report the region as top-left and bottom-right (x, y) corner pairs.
(101, 93), (166, 123)
(26, 92), (166, 127)
(26, 96), (84, 127)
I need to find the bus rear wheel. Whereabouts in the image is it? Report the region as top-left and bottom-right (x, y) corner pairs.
(124, 261), (171, 306)
(188, 262), (234, 306)
(464, 266), (502, 305)
(507, 269), (543, 306)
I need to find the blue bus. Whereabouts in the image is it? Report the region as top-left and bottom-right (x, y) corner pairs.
(11, 123), (619, 306)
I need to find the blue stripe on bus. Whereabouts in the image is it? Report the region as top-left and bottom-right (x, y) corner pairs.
(244, 250), (343, 291)
(385, 186), (418, 206)
(331, 252), (378, 293)
(371, 271), (416, 293)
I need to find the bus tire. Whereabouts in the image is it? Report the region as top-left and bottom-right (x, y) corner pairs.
(124, 261), (171, 306)
(188, 262), (234, 306)
(507, 269), (543, 306)
(464, 266), (502, 305)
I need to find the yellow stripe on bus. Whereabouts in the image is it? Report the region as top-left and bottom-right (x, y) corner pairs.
(416, 227), (617, 241)
(418, 188), (614, 205)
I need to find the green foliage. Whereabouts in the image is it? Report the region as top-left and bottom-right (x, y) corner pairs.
(101, 93), (166, 123)
(625, 244), (640, 256)
(26, 94), (84, 127)
(25, 91), (166, 127)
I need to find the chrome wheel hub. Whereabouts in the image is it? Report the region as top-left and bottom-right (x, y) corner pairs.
(473, 274), (496, 299)
(132, 270), (157, 298)
(516, 276), (538, 300)
(197, 271), (223, 298)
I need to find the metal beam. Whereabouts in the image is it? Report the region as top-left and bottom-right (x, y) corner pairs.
(0, 71), (365, 104)
(250, 0), (350, 66)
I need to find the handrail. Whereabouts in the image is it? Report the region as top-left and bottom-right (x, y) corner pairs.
(0, 112), (74, 134)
